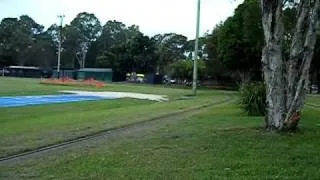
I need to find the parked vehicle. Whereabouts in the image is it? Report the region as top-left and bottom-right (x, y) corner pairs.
(126, 72), (145, 83)
(136, 74), (144, 83)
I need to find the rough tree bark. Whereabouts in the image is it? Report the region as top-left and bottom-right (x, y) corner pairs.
(261, 0), (320, 131)
(261, 0), (286, 130)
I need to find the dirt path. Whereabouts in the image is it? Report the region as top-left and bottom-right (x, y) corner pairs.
(0, 97), (235, 166)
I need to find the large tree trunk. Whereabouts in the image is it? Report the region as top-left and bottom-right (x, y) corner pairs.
(261, 0), (320, 131)
(285, 0), (320, 130)
(261, 0), (286, 130)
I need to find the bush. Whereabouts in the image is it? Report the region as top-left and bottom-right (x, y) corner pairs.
(239, 82), (266, 116)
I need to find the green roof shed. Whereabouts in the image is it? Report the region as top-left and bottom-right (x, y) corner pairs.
(77, 68), (113, 82)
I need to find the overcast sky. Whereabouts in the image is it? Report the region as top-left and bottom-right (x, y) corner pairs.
(0, 0), (243, 39)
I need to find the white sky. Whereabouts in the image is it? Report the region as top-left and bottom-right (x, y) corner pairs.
(0, 0), (243, 39)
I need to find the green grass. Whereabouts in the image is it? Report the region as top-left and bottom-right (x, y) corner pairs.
(0, 77), (228, 157)
(1, 77), (319, 179)
(307, 94), (320, 105)
(1, 102), (319, 179)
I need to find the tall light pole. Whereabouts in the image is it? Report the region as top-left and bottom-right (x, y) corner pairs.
(192, 0), (201, 95)
(57, 15), (65, 78)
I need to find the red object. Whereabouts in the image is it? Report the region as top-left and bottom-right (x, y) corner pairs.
(40, 78), (106, 88)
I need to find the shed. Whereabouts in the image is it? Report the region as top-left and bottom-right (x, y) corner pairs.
(77, 68), (113, 82)
(7, 66), (42, 78)
(52, 68), (76, 79)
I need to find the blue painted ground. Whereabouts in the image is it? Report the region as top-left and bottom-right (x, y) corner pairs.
(0, 94), (113, 108)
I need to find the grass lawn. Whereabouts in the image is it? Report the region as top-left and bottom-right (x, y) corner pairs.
(1, 101), (319, 179)
(307, 94), (320, 105)
(0, 77), (229, 157)
(1, 77), (319, 179)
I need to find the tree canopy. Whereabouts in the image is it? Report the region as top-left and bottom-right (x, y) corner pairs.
(206, 0), (263, 83)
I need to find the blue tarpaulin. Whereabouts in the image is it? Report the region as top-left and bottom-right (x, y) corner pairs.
(0, 94), (113, 108)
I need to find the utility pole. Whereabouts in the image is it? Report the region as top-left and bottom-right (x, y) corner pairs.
(192, 0), (201, 95)
(57, 15), (65, 78)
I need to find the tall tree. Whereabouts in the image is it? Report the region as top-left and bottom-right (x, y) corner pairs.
(169, 59), (206, 81)
(261, 0), (320, 131)
(65, 12), (101, 69)
(96, 20), (135, 80)
(98, 20), (127, 52)
(0, 15), (45, 66)
(206, 0), (264, 83)
(0, 18), (20, 66)
(46, 24), (60, 49)
(205, 25), (231, 82)
(28, 30), (57, 68)
(85, 41), (99, 68)
(96, 21), (156, 81)
(153, 33), (188, 74)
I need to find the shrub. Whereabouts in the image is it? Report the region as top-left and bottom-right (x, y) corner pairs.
(239, 82), (266, 116)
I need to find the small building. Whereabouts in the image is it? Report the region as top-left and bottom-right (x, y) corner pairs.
(52, 67), (76, 79)
(77, 68), (113, 82)
(6, 66), (43, 78)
